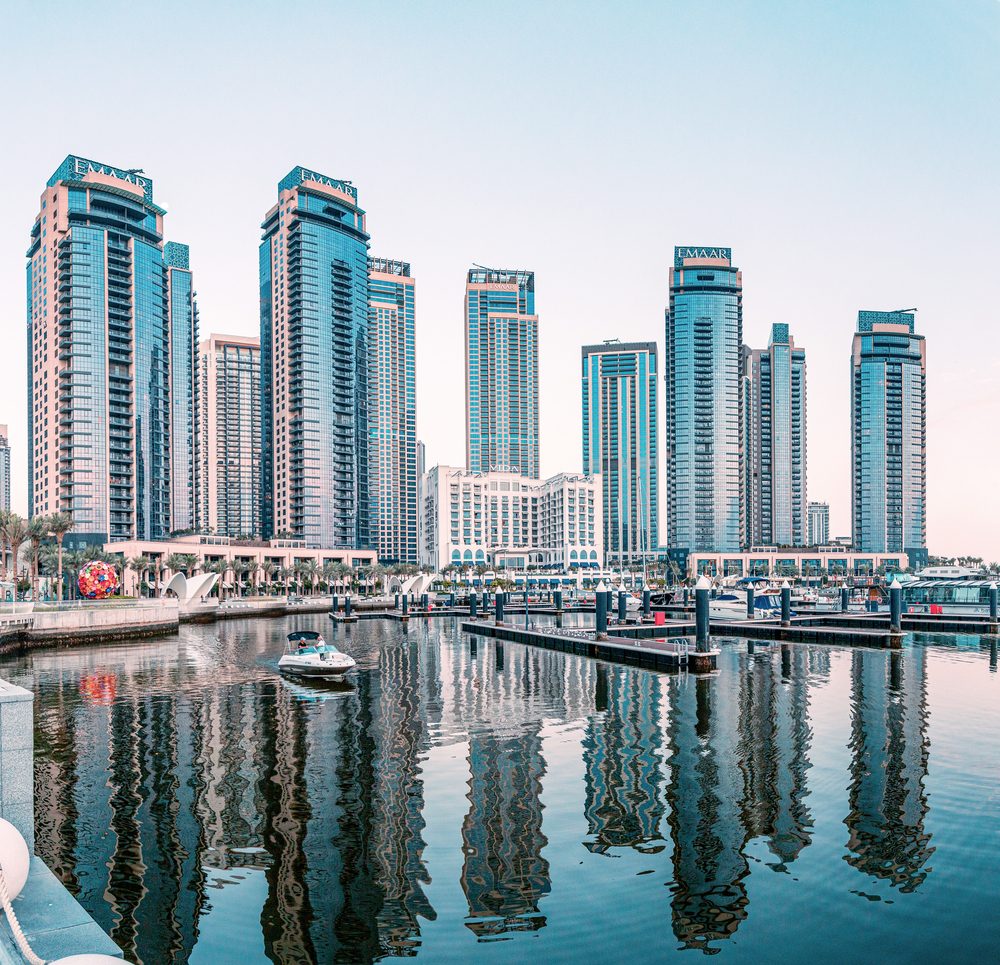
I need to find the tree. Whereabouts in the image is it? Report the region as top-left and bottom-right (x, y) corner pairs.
(26, 517), (48, 600)
(47, 512), (74, 602)
(1, 515), (28, 588)
(261, 560), (278, 594)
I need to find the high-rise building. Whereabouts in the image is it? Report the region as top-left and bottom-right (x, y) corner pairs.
(665, 246), (743, 553)
(260, 166), (370, 547)
(27, 155), (181, 543)
(851, 310), (927, 567)
(749, 324), (807, 546)
(465, 268), (539, 478)
(164, 242), (199, 533)
(196, 334), (261, 538)
(807, 501), (829, 546)
(581, 340), (658, 564)
(369, 258), (417, 563)
(0, 425), (9, 513)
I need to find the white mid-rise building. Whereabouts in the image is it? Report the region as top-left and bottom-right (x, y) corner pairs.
(419, 466), (602, 572)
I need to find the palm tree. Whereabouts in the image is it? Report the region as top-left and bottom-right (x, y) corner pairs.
(26, 517), (48, 601)
(232, 560), (250, 597)
(261, 560), (278, 595)
(2, 515), (28, 588)
(298, 559), (319, 595)
(46, 512), (74, 602)
(204, 559), (228, 600)
(127, 555), (153, 598)
(166, 554), (188, 578)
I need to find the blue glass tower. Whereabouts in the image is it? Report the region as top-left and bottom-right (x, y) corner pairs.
(749, 324), (807, 546)
(851, 310), (927, 567)
(260, 167), (370, 547)
(369, 258), (417, 564)
(582, 340), (659, 564)
(665, 247), (743, 553)
(465, 268), (539, 478)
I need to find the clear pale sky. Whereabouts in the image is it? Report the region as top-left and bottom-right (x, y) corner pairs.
(2, 0), (998, 559)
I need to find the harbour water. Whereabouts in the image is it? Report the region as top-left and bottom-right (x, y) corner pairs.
(2, 615), (998, 964)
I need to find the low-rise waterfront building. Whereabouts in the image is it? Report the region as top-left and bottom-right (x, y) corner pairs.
(687, 546), (908, 579)
(419, 466), (602, 572)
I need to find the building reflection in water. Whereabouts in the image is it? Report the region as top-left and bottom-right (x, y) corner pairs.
(844, 647), (933, 891)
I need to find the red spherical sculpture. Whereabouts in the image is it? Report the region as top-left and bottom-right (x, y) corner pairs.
(78, 560), (119, 600)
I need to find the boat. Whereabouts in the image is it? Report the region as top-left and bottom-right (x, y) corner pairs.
(278, 630), (356, 680)
(709, 590), (786, 621)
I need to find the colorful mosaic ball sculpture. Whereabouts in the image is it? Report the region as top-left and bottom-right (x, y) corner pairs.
(78, 560), (119, 600)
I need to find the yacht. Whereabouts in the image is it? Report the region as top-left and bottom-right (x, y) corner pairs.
(279, 631), (356, 680)
(709, 590), (785, 621)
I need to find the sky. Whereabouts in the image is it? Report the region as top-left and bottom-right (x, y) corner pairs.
(2, 0), (998, 559)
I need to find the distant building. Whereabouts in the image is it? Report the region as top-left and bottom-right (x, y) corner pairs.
(808, 501), (830, 547)
(369, 258), (417, 564)
(419, 466), (601, 572)
(665, 246), (743, 552)
(196, 335), (261, 538)
(748, 324), (807, 546)
(581, 340), (659, 565)
(0, 425), (9, 513)
(260, 166), (370, 548)
(851, 310), (927, 568)
(465, 268), (539, 478)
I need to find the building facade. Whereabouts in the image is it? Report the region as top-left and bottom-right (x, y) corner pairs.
(665, 246), (743, 553)
(196, 334), (261, 538)
(581, 340), (658, 565)
(260, 167), (371, 548)
(0, 426), (9, 513)
(465, 268), (539, 478)
(165, 242), (199, 532)
(419, 466), (601, 572)
(27, 156), (182, 543)
(369, 258), (417, 563)
(807, 501), (830, 546)
(689, 547), (908, 579)
(749, 324), (807, 546)
(851, 310), (927, 568)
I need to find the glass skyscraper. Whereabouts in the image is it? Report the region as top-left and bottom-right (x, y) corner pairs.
(665, 246), (743, 553)
(165, 242), (199, 533)
(851, 310), (927, 567)
(465, 268), (539, 478)
(27, 155), (182, 543)
(260, 167), (370, 547)
(748, 324), (807, 546)
(369, 258), (417, 564)
(581, 340), (658, 564)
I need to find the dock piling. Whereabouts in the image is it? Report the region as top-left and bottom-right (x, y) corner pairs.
(746, 585), (755, 619)
(990, 583), (998, 629)
(595, 580), (608, 639)
(618, 590), (627, 622)
(889, 580), (903, 638)
(495, 593), (504, 625)
(642, 587), (651, 616)
(840, 587), (849, 612)
(695, 576), (710, 651)
(781, 582), (791, 627)
(344, 595), (352, 619)
(470, 592), (478, 619)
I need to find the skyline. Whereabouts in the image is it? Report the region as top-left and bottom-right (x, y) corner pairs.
(3, 1), (999, 557)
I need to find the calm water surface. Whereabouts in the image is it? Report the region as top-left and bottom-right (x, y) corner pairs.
(1, 616), (998, 964)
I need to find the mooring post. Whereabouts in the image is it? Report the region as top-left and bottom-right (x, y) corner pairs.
(683, 586), (689, 606)
(495, 592), (504, 625)
(470, 591), (478, 619)
(990, 583), (998, 628)
(344, 594), (352, 618)
(618, 590), (627, 622)
(695, 575), (710, 652)
(554, 589), (563, 613)
(746, 584), (755, 620)
(449, 592), (455, 609)
(393, 593), (399, 611)
(642, 586), (651, 616)
(402, 594), (409, 615)
(525, 589), (530, 629)
(889, 579), (903, 635)
(781, 581), (791, 627)
(332, 593), (339, 614)
(840, 587), (849, 612)
(595, 580), (608, 639)
(421, 593), (429, 612)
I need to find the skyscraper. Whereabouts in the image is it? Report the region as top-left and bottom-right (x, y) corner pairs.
(196, 334), (261, 538)
(465, 268), (539, 478)
(665, 246), (743, 553)
(807, 501), (829, 546)
(165, 242), (199, 533)
(260, 167), (370, 547)
(369, 258), (417, 564)
(27, 155), (178, 542)
(0, 426), (9, 513)
(581, 340), (658, 564)
(749, 324), (807, 546)
(851, 310), (927, 566)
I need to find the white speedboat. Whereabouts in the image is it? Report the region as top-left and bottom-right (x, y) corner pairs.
(279, 631), (356, 680)
(709, 591), (785, 621)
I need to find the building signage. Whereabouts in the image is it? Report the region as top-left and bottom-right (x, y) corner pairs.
(298, 167), (358, 201)
(489, 465), (521, 474)
(675, 246), (731, 261)
(69, 156), (151, 199)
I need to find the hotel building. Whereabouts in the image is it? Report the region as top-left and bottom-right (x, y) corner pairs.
(807, 501), (830, 547)
(26, 155), (193, 543)
(165, 242), (199, 532)
(748, 324), (807, 546)
(419, 466), (601, 572)
(0, 426), (9, 513)
(465, 268), (539, 478)
(196, 334), (261, 538)
(260, 166), (371, 548)
(665, 246), (743, 553)
(369, 258), (417, 564)
(851, 310), (927, 568)
(581, 340), (659, 564)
